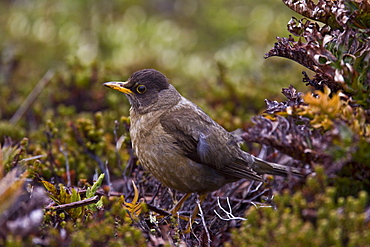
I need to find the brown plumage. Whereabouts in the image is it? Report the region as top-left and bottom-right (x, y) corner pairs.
(104, 69), (303, 231)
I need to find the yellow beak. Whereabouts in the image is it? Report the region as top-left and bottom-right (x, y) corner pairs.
(103, 81), (134, 94)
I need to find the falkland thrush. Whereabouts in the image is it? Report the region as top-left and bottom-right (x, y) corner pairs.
(104, 69), (303, 231)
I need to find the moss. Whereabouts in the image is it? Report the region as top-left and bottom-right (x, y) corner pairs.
(0, 121), (26, 142)
(229, 168), (370, 247)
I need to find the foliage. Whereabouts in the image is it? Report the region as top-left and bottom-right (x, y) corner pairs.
(229, 167), (370, 247)
(0, 0), (369, 246)
(42, 173), (104, 219)
(0, 138), (29, 214)
(246, 0), (370, 198)
(239, 1), (370, 245)
(41, 195), (147, 247)
(267, 0), (370, 108)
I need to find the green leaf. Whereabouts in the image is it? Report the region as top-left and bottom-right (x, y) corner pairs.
(95, 197), (104, 208)
(86, 173), (105, 198)
(71, 188), (81, 202)
(69, 188), (82, 218)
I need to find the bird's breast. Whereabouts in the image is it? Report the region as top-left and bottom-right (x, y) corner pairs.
(129, 111), (229, 193)
(129, 110), (163, 150)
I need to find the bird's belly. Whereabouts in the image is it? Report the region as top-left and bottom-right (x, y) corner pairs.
(130, 123), (228, 193)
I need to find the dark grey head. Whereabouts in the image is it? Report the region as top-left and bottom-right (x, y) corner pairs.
(104, 69), (181, 114)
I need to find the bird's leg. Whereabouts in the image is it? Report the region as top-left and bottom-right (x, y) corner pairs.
(170, 193), (191, 215)
(183, 193), (206, 234)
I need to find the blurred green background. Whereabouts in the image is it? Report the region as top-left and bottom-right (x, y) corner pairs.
(0, 0), (307, 135)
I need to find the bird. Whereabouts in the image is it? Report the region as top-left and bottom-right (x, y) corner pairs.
(104, 69), (303, 232)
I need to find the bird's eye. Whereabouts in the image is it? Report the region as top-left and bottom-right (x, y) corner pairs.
(136, 85), (147, 94)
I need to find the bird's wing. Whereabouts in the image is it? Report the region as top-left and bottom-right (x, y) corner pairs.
(160, 103), (263, 182)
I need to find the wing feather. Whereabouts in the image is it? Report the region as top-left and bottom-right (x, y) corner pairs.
(160, 102), (263, 182)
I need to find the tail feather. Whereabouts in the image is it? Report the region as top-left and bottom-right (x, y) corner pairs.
(252, 157), (305, 178)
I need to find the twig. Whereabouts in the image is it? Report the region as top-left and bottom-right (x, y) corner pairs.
(196, 198), (211, 247)
(214, 196), (272, 206)
(45, 195), (100, 211)
(10, 69), (55, 125)
(231, 180), (255, 212)
(20, 154), (46, 162)
(104, 160), (112, 190)
(146, 203), (171, 217)
(76, 188), (123, 197)
(214, 197), (247, 221)
(258, 145), (268, 159)
(148, 183), (162, 205)
(250, 198), (275, 209)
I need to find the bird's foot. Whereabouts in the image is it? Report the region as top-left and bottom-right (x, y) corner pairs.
(182, 194), (207, 234)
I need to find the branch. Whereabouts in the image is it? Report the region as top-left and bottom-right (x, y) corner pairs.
(45, 195), (100, 211)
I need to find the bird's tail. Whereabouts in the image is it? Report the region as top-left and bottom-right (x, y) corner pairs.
(252, 157), (305, 178)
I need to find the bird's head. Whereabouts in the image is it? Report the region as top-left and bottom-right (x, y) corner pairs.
(104, 69), (181, 114)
